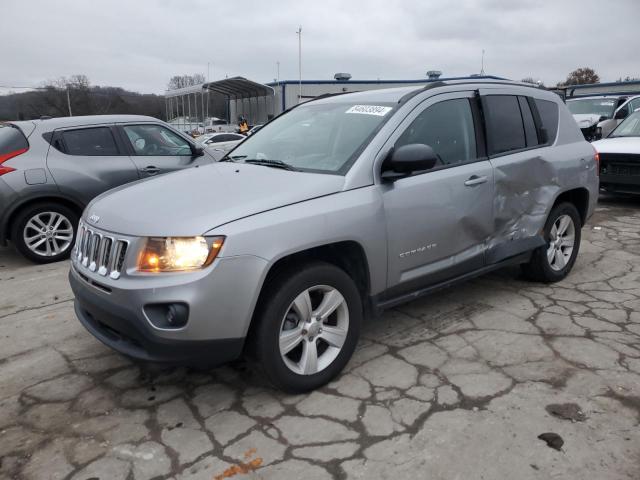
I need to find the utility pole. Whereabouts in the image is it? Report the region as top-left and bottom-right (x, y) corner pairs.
(480, 49), (485, 76)
(66, 86), (72, 116)
(296, 26), (302, 103)
(276, 61), (280, 86)
(206, 62), (211, 123)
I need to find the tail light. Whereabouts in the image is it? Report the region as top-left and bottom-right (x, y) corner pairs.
(0, 147), (28, 176)
(592, 146), (600, 177)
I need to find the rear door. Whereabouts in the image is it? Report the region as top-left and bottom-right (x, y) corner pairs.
(479, 90), (557, 262)
(46, 125), (140, 205)
(117, 123), (209, 178)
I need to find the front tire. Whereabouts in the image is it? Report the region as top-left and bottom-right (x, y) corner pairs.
(522, 202), (581, 283)
(11, 203), (78, 264)
(252, 262), (362, 393)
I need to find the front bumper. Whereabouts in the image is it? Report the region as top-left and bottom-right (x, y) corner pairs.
(69, 252), (268, 366)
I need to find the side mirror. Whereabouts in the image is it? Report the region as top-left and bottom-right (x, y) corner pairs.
(191, 145), (204, 157)
(614, 108), (628, 120)
(383, 144), (438, 179)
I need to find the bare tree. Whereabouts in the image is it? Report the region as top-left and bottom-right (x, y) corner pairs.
(561, 68), (600, 86)
(616, 76), (640, 82)
(167, 74), (206, 91)
(0, 75), (165, 121)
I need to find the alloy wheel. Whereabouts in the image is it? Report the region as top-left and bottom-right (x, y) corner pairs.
(547, 214), (575, 271)
(279, 285), (349, 375)
(23, 211), (74, 257)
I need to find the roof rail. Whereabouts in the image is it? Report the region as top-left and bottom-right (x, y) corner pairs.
(398, 81), (446, 104)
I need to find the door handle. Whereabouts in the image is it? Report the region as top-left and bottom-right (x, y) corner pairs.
(141, 166), (160, 175)
(464, 175), (488, 186)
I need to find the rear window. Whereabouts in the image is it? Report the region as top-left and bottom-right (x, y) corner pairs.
(0, 124), (29, 157)
(483, 95), (526, 155)
(534, 99), (559, 144)
(61, 127), (119, 156)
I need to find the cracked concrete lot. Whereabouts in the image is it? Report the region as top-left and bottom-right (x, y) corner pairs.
(1, 197), (640, 479)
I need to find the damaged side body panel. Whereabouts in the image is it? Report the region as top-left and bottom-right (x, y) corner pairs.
(480, 85), (598, 265)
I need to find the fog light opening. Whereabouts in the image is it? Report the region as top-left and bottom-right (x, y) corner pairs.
(144, 303), (189, 329)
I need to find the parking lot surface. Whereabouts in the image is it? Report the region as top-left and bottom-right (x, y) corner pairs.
(1, 197), (639, 479)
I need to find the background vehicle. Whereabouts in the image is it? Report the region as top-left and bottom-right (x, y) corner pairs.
(593, 110), (640, 195)
(567, 95), (640, 141)
(0, 115), (217, 263)
(196, 132), (245, 146)
(70, 80), (598, 392)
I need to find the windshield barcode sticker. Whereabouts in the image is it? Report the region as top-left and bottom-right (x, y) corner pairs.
(346, 105), (393, 116)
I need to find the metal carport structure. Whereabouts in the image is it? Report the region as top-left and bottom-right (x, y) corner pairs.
(202, 77), (275, 125)
(164, 77), (275, 131)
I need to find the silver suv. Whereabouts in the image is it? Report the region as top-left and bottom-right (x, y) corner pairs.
(0, 115), (215, 263)
(70, 80), (599, 392)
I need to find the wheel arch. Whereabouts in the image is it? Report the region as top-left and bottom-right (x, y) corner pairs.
(552, 187), (590, 226)
(245, 240), (372, 346)
(2, 195), (84, 244)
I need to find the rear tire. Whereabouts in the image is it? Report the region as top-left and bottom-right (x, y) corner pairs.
(11, 203), (78, 264)
(521, 202), (581, 283)
(251, 262), (362, 393)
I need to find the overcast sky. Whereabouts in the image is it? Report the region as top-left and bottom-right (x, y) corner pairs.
(2, 0), (638, 94)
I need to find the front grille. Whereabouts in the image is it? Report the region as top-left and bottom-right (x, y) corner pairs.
(600, 153), (640, 177)
(74, 221), (129, 279)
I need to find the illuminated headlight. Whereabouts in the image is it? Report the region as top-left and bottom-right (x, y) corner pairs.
(137, 236), (224, 272)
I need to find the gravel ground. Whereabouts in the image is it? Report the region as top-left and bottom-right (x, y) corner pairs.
(1, 196), (639, 479)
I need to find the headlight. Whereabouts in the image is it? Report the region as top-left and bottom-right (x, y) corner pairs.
(137, 236), (224, 272)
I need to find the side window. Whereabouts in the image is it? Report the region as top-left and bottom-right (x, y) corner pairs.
(215, 134), (236, 142)
(518, 97), (538, 147)
(60, 127), (119, 156)
(533, 99), (559, 144)
(123, 124), (192, 156)
(483, 95), (526, 155)
(395, 98), (477, 166)
(629, 98), (640, 113)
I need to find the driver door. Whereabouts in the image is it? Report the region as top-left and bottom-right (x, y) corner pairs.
(380, 92), (495, 296)
(117, 123), (205, 177)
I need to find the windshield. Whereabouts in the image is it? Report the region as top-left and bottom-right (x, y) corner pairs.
(227, 102), (395, 174)
(567, 98), (616, 118)
(610, 111), (640, 137)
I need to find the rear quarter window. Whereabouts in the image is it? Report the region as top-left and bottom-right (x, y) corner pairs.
(534, 99), (559, 144)
(0, 124), (29, 156)
(60, 127), (119, 156)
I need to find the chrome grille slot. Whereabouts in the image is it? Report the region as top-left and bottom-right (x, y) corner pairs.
(75, 224), (85, 257)
(89, 233), (101, 271)
(110, 241), (128, 279)
(98, 237), (113, 276)
(82, 230), (92, 266)
(75, 223), (129, 280)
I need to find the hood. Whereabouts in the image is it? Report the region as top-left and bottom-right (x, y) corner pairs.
(85, 162), (345, 236)
(573, 114), (603, 129)
(592, 136), (640, 155)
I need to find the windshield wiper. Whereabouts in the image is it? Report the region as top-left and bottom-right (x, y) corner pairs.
(244, 159), (299, 171)
(220, 154), (247, 162)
